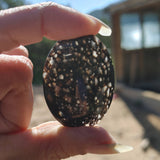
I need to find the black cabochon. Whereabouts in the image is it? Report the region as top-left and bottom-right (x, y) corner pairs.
(43, 35), (115, 127)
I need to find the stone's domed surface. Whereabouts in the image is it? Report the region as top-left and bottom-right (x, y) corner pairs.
(43, 35), (114, 127)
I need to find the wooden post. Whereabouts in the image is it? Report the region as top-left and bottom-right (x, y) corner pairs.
(111, 13), (123, 82)
(129, 53), (138, 85)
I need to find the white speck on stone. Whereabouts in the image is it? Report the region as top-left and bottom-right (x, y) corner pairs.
(63, 59), (67, 63)
(83, 40), (86, 44)
(75, 41), (79, 46)
(85, 77), (89, 83)
(52, 82), (56, 86)
(54, 54), (58, 58)
(93, 51), (98, 58)
(87, 51), (91, 55)
(98, 114), (101, 119)
(99, 77), (103, 82)
(77, 100), (80, 104)
(53, 68), (57, 73)
(107, 62), (110, 67)
(91, 41), (96, 47)
(64, 53), (72, 57)
(102, 85), (108, 93)
(108, 82), (112, 88)
(49, 57), (54, 65)
(58, 111), (63, 117)
(81, 47), (84, 51)
(86, 85), (91, 90)
(105, 56), (108, 63)
(59, 74), (64, 80)
(59, 45), (63, 49)
(95, 78), (98, 85)
(48, 83), (51, 87)
(96, 107), (101, 112)
(82, 56), (86, 61)
(43, 72), (47, 79)
(107, 88), (110, 97)
(90, 80), (93, 84)
(98, 67), (103, 74)
(94, 96), (97, 101)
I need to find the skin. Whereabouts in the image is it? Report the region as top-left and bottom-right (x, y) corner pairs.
(0, 2), (116, 160)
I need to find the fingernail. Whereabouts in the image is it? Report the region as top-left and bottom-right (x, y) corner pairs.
(97, 18), (112, 36)
(98, 23), (112, 36)
(88, 15), (112, 36)
(107, 144), (133, 154)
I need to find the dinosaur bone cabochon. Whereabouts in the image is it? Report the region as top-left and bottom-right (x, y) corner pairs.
(43, 35), (114, 127)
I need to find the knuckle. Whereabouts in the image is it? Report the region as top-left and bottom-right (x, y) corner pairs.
(39, 142), (60, 160)
(12, 45), (29, 57)
(11, 56), (33, 85)
(39, 140), (70, 160)
(16, 56), (33, 81)
(0, 54), (33, 87)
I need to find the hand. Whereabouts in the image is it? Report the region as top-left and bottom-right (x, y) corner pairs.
(0, 2), (117, 159)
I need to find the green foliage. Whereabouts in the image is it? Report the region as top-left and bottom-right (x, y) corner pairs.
(0, 0), (26, 9)
(27, 38), (55, 85)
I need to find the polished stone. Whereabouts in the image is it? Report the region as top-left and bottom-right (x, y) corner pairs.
(43, 35), (115, 127)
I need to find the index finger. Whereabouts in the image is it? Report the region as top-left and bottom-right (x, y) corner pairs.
(0, 2), (102, 52)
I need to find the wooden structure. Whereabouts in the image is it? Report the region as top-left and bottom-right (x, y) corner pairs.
(106, 0), (160, 91)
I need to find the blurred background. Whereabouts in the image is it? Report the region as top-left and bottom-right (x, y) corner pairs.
(1, 0), (160, 160)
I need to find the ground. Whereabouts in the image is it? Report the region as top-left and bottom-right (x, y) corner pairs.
(30, 86), (160, 160)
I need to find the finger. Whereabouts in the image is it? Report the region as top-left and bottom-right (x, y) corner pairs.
(0, 54), (33, 133)
(2, 45), (29, 57)
(0, 2), (102, 52)
(0, 122), (117, 160)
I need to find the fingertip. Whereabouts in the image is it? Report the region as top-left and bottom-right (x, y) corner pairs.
(41, 2), (102, 40)
(17, 45), (29, 57)
(55, 126), (117, 156)
(93, 126), (117, 144)
(87, 15), (112, 36)
(2, 45), (29, 57)
(0, 2), (108, 52)
(24, 123), (119, 159)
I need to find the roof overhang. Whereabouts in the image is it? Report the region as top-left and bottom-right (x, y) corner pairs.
(106, 0), (160, 14)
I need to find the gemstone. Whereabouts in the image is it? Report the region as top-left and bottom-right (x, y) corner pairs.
(43, 35), (115, 127)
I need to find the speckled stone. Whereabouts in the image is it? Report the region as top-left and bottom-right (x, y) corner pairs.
(43, 35), (115, 127)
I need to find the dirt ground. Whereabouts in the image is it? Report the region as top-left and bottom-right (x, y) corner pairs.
(30, 86), (160, 160)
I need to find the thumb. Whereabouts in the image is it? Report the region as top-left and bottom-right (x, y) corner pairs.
(0, 121), (118, 160)
(2, 45), (29, 57)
